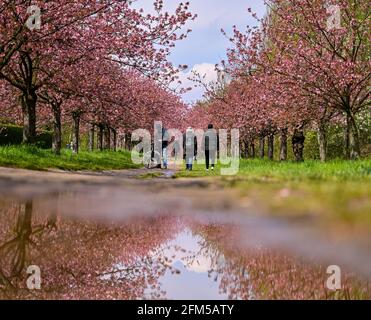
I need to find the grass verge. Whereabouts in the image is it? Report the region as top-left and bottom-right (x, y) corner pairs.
(176, 158), (371, 181)
(0, 145), (141, 171)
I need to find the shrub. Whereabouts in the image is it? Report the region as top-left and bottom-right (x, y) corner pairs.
(0, 124), (52, 149)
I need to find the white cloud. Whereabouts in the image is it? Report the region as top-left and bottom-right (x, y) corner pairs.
(173, 63), (218, 103)
(134, 0), (267, 102)
(178, 63), (218, 85)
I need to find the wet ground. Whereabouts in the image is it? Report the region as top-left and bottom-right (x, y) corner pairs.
(0, 167), (370, 300)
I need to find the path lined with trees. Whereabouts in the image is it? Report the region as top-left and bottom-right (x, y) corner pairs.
(0, 1), (370, 164)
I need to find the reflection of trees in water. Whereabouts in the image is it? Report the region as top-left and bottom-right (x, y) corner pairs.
(191, 223), (371, 300)
(1, 204), (369, 300)
(0, 201), (56, 297)
(0, 200), (180, 299)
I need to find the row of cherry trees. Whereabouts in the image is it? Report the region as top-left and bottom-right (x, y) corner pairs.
(187, 0), (369, 161)
(0, 0), (194, 154)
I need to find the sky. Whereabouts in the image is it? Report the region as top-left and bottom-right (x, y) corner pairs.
(137, 0), (267, 103)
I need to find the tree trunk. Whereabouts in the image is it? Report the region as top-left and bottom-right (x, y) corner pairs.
(52, 103), (62, 155)
(250, 139), (255, 158)
(267, 133), (274, 160)
(20, 91), (37, 144)
(347, 113), (361, 160)
(88, 123), (95, 152)
(112, 129), (117, 151)
(125, 133), (132, 150)
(72, 112), (81, 154)
(97, 124), (104, 151)
(343, 118), (350, 159)
(243, 139), (249, 158)
(103, 125), (111, 150)
(292, 128), (305, 162)
(259, 136), (265, 159)
(317, 122), (327, 162)
(280, 128), (288, 161)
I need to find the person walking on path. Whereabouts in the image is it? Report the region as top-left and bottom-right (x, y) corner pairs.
(162, 127), (169, 169)
(183, 127), (197, 171)
(203, 124), (218, 171)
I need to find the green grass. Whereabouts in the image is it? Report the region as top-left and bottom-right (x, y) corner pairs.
(0, 145), (141, 171)
(176, 158), (371, 182)
(176, 159), (371, 232)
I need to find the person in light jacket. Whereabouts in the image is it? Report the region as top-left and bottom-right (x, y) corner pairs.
(183, 127), (197, 171)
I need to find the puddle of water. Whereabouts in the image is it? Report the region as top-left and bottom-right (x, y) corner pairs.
(145, 229), (234, 300)
(0, 196), (370, 300)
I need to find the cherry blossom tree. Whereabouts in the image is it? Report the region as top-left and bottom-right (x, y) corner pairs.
(227, 0), (370, 160)
(0, 0), (195, 147)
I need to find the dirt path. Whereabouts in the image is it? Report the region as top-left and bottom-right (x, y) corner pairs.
(0, 166), (172, 183)
(0, 166), (182, 197)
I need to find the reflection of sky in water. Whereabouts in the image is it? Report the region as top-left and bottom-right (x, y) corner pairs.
(149, 230), (230, 300)
(101, 226), (250, 300)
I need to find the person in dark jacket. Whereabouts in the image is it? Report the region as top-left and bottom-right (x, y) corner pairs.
(183, 127), (197, 171)
(162, 127), (169, 169)
(203, 124), (218, 171)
